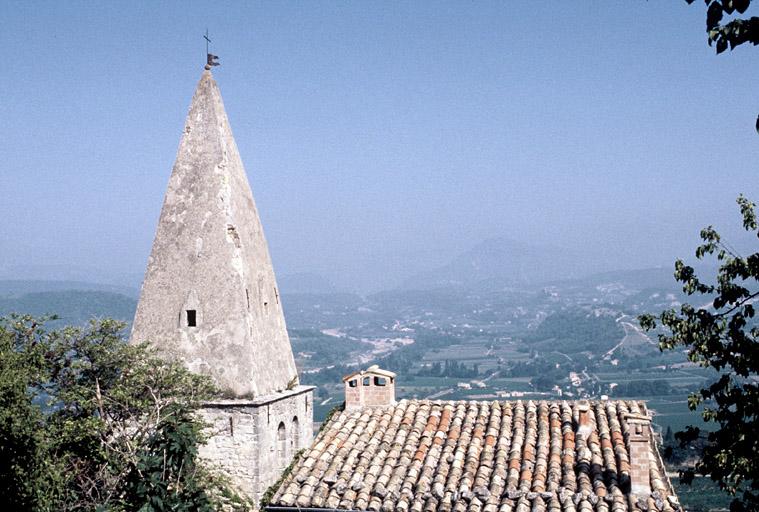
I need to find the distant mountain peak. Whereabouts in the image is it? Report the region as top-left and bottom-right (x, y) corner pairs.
(399, 237), (586, 291)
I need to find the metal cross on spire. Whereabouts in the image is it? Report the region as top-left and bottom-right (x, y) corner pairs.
(204, 29), (220, 69)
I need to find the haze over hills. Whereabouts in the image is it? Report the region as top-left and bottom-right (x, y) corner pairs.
(0, 260), (695, 332)
(4, 235), (685, 296)
(0, 264), (143, 293)
(401, 237), (592, 291)
(0, 280), (138, 327)
(0, 289), (137, 327)
(277, 272), (340, 295)
(0, 251), (706, 434)
(1, 235), (702, 299)
(0, 279), (139, 298)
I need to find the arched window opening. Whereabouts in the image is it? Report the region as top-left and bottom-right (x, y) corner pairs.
(291, 416), (300, 451)
(277, 422), (287, 465)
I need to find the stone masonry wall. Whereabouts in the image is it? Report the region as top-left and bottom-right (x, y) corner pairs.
(198, 387), (314, 509)
(345, 381), (361, 406)
(254, 388), (314, 494)
(625, 413), (652, 496)
(361, 379), (395, 407)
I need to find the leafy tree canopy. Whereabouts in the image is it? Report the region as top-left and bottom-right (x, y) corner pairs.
(640, 195), (758, 512)
(0, 316), (250, 511)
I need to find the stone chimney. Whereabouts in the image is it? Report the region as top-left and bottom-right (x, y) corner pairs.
(625, 413), (652, 496)
(576, 401), (592, 439)
(343, 365), (396, 411)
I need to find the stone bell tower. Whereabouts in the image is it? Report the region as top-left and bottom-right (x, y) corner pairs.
(130, 64), (313, 507)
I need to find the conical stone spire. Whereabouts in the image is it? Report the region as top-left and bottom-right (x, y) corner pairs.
(131, 69), (298, 397)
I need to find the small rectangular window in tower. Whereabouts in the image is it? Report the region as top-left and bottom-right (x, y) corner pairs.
(186, 309), (197, 327)
(374, 377), (387, 386)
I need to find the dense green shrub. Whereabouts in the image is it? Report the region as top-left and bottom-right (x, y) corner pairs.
(0, 315), (250, 511)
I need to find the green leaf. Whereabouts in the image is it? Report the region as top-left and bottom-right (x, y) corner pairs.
(734, 0), (750, 13)
(707, 1), (725, 30)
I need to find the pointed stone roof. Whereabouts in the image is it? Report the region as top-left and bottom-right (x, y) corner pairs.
(130, 69), (298, 397)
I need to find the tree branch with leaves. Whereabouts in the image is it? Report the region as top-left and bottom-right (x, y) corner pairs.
(687, 0), (759, 53)
(640, 195), (758, 512)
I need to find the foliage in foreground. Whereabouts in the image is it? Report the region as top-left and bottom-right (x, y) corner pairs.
(640, 195), (758, 511)
(0, 316), (250, 511)
(687, 0), (759, 54)
(672, 476), (734, 512)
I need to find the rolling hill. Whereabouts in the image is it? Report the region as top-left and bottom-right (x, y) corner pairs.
(0, 288), (137, 327)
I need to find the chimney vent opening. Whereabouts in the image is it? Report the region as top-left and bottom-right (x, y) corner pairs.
(343, 366), (397, 410)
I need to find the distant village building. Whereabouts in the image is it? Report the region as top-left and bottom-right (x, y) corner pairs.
(130, 65), (313, 505)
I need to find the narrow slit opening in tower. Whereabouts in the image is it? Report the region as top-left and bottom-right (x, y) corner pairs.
(186, 309), (197, 327)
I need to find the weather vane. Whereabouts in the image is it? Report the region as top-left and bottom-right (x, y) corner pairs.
(204, 29), (220, 69)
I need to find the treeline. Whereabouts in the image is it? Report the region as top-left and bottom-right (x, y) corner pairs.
(500, 357), (570, 392)
(417, 360), (479, 378)
(524, 309), (623, 354)
(503, 358), (564, 377)
(611, 379), (676, 396)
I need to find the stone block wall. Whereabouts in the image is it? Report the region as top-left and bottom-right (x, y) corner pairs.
(361, 376), (395, 407)
(345, 379), (361, 407)
(198, 386), (314, 508)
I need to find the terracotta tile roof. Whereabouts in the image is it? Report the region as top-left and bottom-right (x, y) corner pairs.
(269, 399), (680, 512)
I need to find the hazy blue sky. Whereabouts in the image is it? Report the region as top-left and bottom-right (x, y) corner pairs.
(1, 1), (757, 292)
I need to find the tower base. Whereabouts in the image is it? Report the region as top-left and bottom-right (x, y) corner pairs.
(198, 386), (315, 509)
